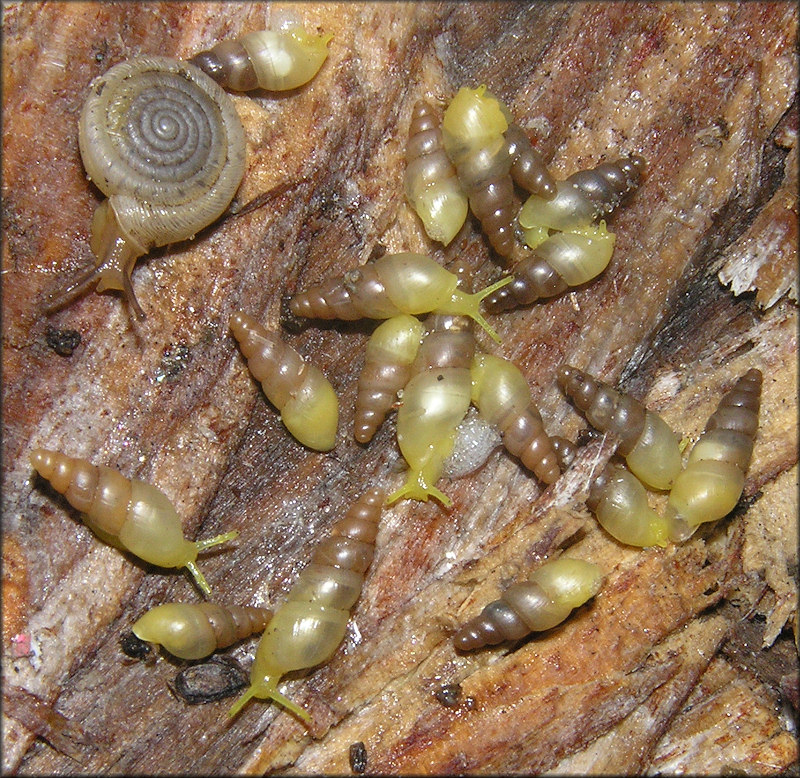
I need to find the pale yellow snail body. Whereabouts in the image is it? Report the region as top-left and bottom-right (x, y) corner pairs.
(29, 449), (237, 596)
(578, 369), (761, 547)
(48, 56), (247, 319)
(557, 364), (681, 490)
(586, 465), (671, 547)
(131, 602), (272, 660)
(470, 352), (561, 484)
(230, 311), (339, 451)
(189, 26), (331, 92)
(229, 488), (383, 722)
(404, 99), (469, 246)
(289, 252), (512, 343)
(486, 156), (644, 312)
(665, 369), (762, 542)
(454, 557), (603, 650)
(387, 315), (476, 506)
(440, 85), (555, 261)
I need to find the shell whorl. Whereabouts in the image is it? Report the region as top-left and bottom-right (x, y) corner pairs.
(454, 557), (603, 651)
(78, 56), (246, 250)
(557, 364), (681, 490)
(404, 100), (468, 246)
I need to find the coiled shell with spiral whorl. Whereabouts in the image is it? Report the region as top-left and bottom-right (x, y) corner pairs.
(47, 56), (247, 319)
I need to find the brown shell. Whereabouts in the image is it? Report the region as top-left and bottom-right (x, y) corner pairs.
(556, 364), (647, 455)
(412, 314), (475, 373)
(505, 123), (557, 199)
(704, 368), (762, 448)
(201, 603), (273, 649)
(485, 155), (645, 312)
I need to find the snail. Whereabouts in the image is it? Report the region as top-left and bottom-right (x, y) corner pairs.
(288, 252), (512, 343)
(440, 85), (517, 261)
(586, 464), (671, 547)
(46, 56), (247, 319)
(354, 314), (425, 443)
(130, 602), (272, 660)
(29, 449), (238, 596)
(229, 487), (384, 722)
(582, 369), (762, 547)
(230, 311), (339, 451)
(470, 352), (561, 484)
(550, 434), (578, 471)
(485, 156), (645, 312)
(440, 86), (556, 262)
(504, 122), (557, 202)
(188, 25), (332, 92)
(47, 23), (330, 320)
(387, 314), (476, 506)
(454, 557), (603, 650)
(404, 100), (469, 246)
(519, 156), (646, 235)
(665, 368), (762, 542)
(557, 364), (681, 490)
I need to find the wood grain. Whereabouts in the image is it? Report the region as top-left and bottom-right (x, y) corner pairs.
(2, 2), (797, 774)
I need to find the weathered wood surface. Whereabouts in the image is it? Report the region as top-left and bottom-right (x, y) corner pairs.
(2, 2), (798, 774)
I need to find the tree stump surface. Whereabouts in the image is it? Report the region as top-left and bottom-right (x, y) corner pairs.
(2, 2), (797, 774)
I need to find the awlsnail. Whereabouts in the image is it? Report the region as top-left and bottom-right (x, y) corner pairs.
(665, 368), (762, 542)
(557, 364), (681, 490)
(129, 602), (273, 660)
(354, 314), (426, 444)
(440, 85), (556, 262)
(29, 449), (238, 596)
(454, 557), (603, 650)
(442, 86), (555, 259)
(229, 487), (384, 722)
(188, 26), (332, 92)
(471, 352), (561, 484)
(404, 99), (469, 246)
(571, 368), (762, 547)
(47, 24), (330, 319)
(387, 313), (476, 506)
(485, 156), (645, 312)
(230, 311), (339, 452)
(288, 252), (512, 343)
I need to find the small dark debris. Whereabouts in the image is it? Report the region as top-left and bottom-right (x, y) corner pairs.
(171, 655), (247, 704)
(154, 345), (191, 383)
(575, 427), (600, 447)
(45, 326), (81, 357)
(434, 682), (463, 707)
(349, 741), (367, 774)
(119, 630), (151, 660)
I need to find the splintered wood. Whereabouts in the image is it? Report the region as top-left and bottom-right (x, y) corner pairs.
(2, 2), (797, 775)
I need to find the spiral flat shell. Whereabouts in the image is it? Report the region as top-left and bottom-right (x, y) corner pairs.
(79, 56), (246, 250)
